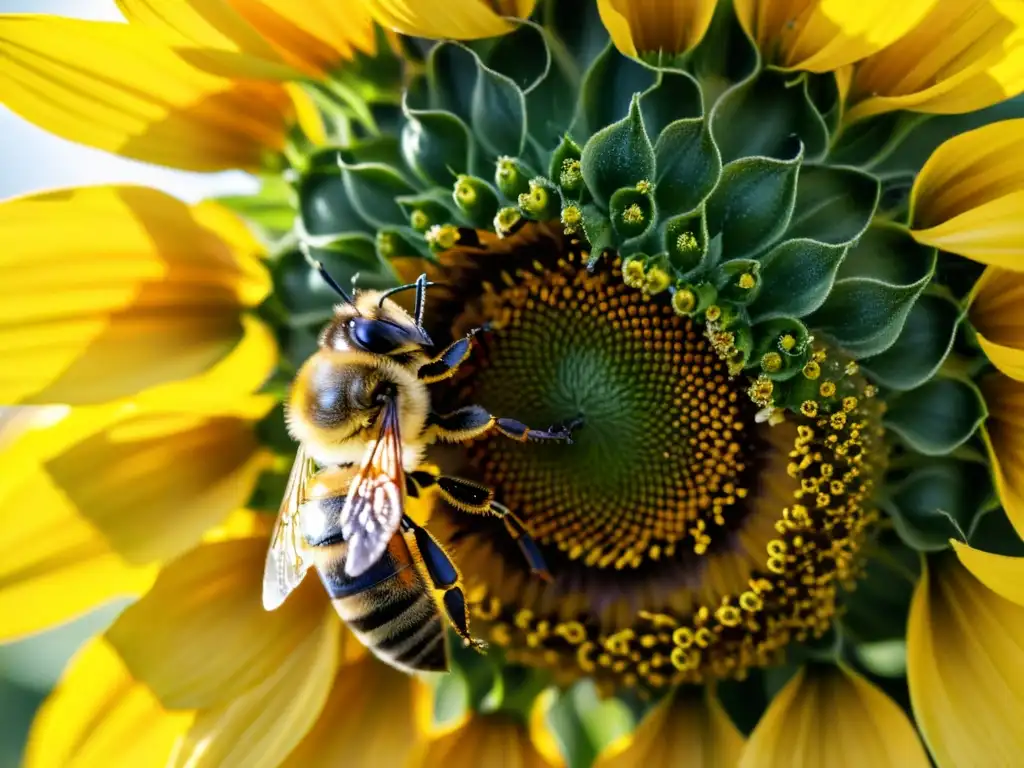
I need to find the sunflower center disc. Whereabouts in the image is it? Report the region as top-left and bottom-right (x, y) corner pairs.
(429, 223), (882, 690)
(461, 256), (760, 570)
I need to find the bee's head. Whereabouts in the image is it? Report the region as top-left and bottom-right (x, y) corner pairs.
(321, 296), (432, 356)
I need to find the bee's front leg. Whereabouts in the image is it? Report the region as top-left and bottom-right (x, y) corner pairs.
(424, 405), (582, 445)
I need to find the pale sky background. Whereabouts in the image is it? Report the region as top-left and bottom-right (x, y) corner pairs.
(0, 0), (257, 698)
(0, 0), (257, 202)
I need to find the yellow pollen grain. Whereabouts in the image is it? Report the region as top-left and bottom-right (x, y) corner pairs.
(705, 305), (722, 322)
(779, 334), (797, 352)
(454, 175), (476, 204)
(830, 412), (847, 430)
(561, 205), (582, 234)
(635, 179), (653, 194)
(802, 361), (821, 380)
(800, 400), (818, 418)
(842, 396), (858, 412)
(644, 266), (671, 295)
(494, 206), (521, 237)
(761, 352), (783, 373)
(676, 231), (699, 253)
(819, 381), (837, 398)
(622, 259), (646, 288)
(738, 272), (756, 290)
(410, 209), (430, 231)
(426, 223), (459, 250)
(560, 158), (582, 189)
(672, 288), (696, 315)
(622, 203), (645, 225)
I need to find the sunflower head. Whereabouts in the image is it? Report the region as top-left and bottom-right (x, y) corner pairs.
(8, 0), (1024, 765)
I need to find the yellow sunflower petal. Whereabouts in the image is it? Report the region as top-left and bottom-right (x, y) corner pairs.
(171, 607), (339, 768)
(0, 15), (294, 172)
(106, 537), (329, 710)
(908, 119), (1024, 267)
(597, 0), (716, 59)
(845, 0), (1024, 123)
(0, 185), (273, 405)
(412, 710), (564, 768)
(951, 540), (1024, 606)
(283, 656), (423, 766)
(114, 0), (297, 79)
(734, 0), (938, 73)
(595, 685), (743, 767)
(360, 0), (534, 41)
(24, 638), (193, 768)
(740, 666), (929, 768)
(225, 0), (378, 75)
(967, 267), (1024, 380)
(908, 553), (1024, 766)
(981, 373), (1024, 537)
(0, 402), (269, 641)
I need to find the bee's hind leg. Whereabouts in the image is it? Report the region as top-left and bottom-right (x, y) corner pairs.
(425, 405), (583, 445)
(426, 474), (553, 583)
(401, 515), (485, 652)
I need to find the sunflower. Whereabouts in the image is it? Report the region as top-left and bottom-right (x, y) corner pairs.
(4, 0), (1024, 765)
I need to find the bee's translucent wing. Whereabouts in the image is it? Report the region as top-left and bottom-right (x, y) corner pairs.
(339, 396), (405, 577)
(262, 445), (316, 610)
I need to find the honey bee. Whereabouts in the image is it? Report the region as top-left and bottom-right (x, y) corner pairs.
(262, 253), (576, 672)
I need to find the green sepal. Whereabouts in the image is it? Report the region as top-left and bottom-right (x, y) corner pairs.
(581, 203), (614, 259)
(714, 258), (761, 305)
(807, 227), (935, 358)
(861, 294), (964, 391)
(396, 189), (462, 233)
(580, 94), (656, 208)
(453, 174), (500, 228)
(839, 223), (935, 285)
(653, 117), (721, 215)
(609, 186), (655, 241)
(216, 176), (296, 239)
(705, 148), (802, 259)
(687, 0), (759, 108)
(749, 239), (847, 322)
(664, 209), (708, 275)
(827, 112), (925, 169)
(638, 68), (703, 139)
(337, 159), (416, 229)
(550, 135), (583, 193)
(546, 681), (635, 768)
(518, 176), (561, 220)
(496, 156), (534, 200)
(297, 168), (373, 237)
(884, 460), (994, 552)
(885, 376), (988, 456)
(576, 42), (655, 136)
(749, 317), (811, 381)
(466, 45), (527, 159)
(426, 42), (476, 122)
(839, 531), (920, 644)
(274, 240), (395, 325)
(400, 98), (472, 187)
(786, 166), (880, 245)
(375, 226), (430, 261)
(484, 19), (551, 94)
(710, 70), (827, 164)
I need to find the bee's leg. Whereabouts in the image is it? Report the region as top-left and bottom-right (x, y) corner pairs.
(426, 405), (582, 444)
(426, 474), (552, 583)
(417, 326), (485, 383)
(401, 515), (486, 652)
(488, 501), (553, 583)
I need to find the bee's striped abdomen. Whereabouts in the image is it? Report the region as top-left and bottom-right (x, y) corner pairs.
(311, 534), (449, 674)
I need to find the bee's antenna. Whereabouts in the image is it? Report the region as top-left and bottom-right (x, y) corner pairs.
(300, 242), (357, 308)
(377, 274), (444, 327)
